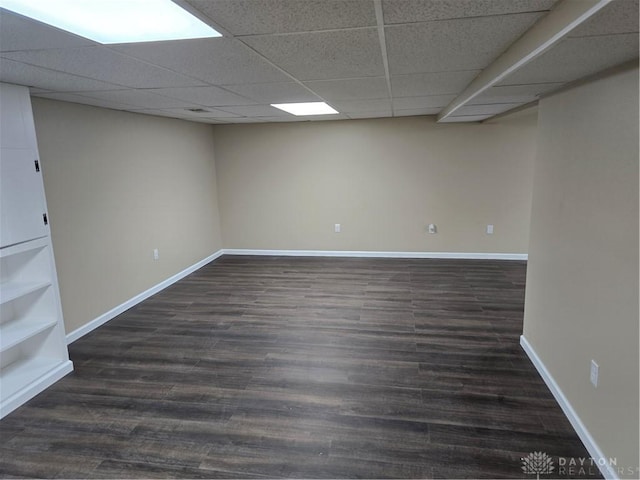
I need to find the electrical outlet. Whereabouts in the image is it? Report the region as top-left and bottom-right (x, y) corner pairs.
(428, 224), (437, 234)
(334, 224), (341, 233)
(590, 360), (599, 387)
(487, 224), (494, 235)
(153, 248), (159, 261)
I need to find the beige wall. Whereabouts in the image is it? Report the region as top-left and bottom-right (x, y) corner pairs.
(213, 113), (537, 253)
(32, 99), (223, 335)
(523, 66), (639, 475)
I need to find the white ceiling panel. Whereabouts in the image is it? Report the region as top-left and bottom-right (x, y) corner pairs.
(569, 0), (639, 37)
(382, 0), (558, 24)
(1, 0), (636, 124)
(303, 77), (389, 101)
(128, 108), (197, 119)
(347, 111), (393, 119)
(186, 117), (232, 124)
(146, 107), (242, 118)
(31, 91), (136, 111)
(112, 38), (290, 85)
(394, 107), (442, 117)
(331, 98), (392, 113)
(223, 82), (321, 103)
(218, 117), (267, 123)
(499, 33), (639, 85)
(0, 58), (122, 91)
(393, 94), (456, 110)
(254, 114), (351, 122)
(216, 104), (289, 117)
(455, 103), (525, 116)
(126, 109), (231, 123)
(185, 0), (375, 35)
(243, 28), (384, 80)
(391, 70), (480, 97)
(147, 86), (256, 106)
(72, 90), (197, 109)
(3, 47), (205, 88)
(385, 13), (544, 75)
(297, 114), (351, 121)
(0, 9), (96, 52)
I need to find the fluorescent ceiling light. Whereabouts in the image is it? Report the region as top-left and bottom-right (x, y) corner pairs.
(0, 0), (222, 44)
(271, 102), (339, 116)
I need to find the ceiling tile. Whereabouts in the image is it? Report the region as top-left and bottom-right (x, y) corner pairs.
(31, 91), (135, 111)
(0, 8), (96, 52)
(243, 28), (384, 80)
(500, 33), (639, 84)
(251, 114), (351, 122)
(347, 111), (393, 119)
(0, 58), (122, 91)
(391, 70), (480, 97)
(331, 98), (391, 113)
(185, 0), (375, 35)
(382, 0), (557, 24)
(148, 86), (256, 106)
(455, 103), (524, 116)
(304, 77), (389, 100)
(73, 90), (197, 109)
(128, 108), (195, 119)
(385, 13), (544, 74)
(393, 94), (456, 110)
(394, 107), (441, 116)
(216, 104), (289, 117)
(112, 38), (290, 85)
(223, 82), (321, 103)
(295, 114), (351, 121)
(148, 107), (241, 118)
(3, 47), (205, 88)
(186, 117), (232, 124)
(220, 117), (268, 123)
(570, 0), (639, 37)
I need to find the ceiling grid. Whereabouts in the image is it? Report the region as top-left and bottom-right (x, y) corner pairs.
(0, 0), (636, 123)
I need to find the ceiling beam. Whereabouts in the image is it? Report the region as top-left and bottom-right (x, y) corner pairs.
(437, 0), (613, 122)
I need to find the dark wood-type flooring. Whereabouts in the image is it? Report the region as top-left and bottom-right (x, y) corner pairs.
(0, 256), (599, 479)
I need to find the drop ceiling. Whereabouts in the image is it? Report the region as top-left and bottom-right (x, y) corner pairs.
(0, 0), (637, 124)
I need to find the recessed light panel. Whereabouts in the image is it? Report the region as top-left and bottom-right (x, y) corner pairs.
(271, 102), (339, 116)
(0, 0), (222, 44)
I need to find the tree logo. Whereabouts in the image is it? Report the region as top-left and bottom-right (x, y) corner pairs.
(522, 451), (555, 479)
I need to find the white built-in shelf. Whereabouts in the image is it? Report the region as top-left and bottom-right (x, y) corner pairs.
(0, 83), (73, 419)
(0, 318), (57, 352)
(0, 281), (51, 305)
(0, 357), (66, 400)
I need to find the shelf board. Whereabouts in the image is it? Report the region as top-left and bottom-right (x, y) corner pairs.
(0, 356), (66, 401)
(0, 237), (48, 258)
(0, 281), (51, 305)
(0, 318), (57, 352)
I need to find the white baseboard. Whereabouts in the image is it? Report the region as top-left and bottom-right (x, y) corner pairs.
(66, 250), (224, 344)
(520, 335), (618, 480)
(222, 249), (528, 260)
(0, 360), (73, 419)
